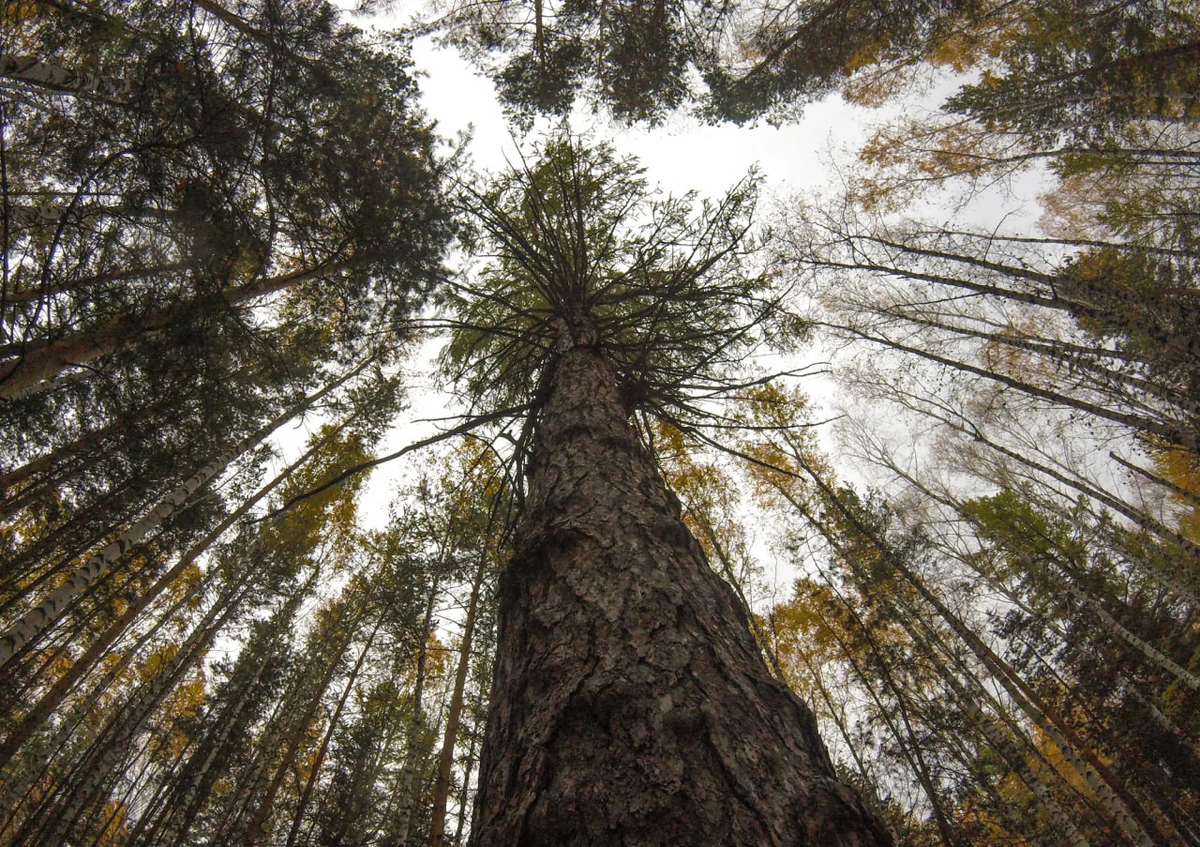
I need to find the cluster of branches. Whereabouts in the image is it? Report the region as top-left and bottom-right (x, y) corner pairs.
(434, 133), (792, 499)
(717, 0), (1200, 842)
(424, 0), (974, 124)
(0, 3), (462, 844)
(2, 0), (1198, 843)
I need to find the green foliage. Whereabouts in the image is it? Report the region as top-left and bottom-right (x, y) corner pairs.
(944, 0), (1200, 146)
(433, 0), (732, 125)
(441, 134), (769, 436)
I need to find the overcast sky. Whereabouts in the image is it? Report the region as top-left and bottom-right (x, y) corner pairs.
(292, 9), (1051, 589)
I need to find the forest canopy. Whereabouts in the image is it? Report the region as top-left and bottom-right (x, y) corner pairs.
(1, 0), (1198, 845)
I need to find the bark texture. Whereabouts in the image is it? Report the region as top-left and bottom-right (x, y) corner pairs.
(469, 344), (891, 846)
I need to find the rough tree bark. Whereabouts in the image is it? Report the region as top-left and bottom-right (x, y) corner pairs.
(468, 341), (890, 846)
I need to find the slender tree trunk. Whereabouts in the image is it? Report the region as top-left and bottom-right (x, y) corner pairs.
(921, 638), (1093, 847)
(0, 420), (344, 772)
(753, 448), (1170, 847)
(284, 618), (381, 847)
(868, 535), (1163, 847)
(154, 607), (301, 847)
(27, 580), (245, 847)
(0, 423), (117, 495)
(430, 558), (486, 847)
(452, 730), (477, 846)
(808, 581), (960, 847)
(826, 320), (1197, 450)
(241, 613), (359, 847)
(1, 261), (192, 304)
(1068, 585), (1200, 691)
(0, 261), (340, 400)
(0, 54), (130, 98)
(0, 575), (202, 837)
(1119, 676), (1200, 765)
(468, 343), (890, 846)
(392, 578), (441, 844)
(692, 513), (786, 678)
(0, 358), (366, 664)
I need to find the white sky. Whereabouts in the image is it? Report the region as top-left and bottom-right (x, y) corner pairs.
(407, 34), (900, 194)
(288, 9), (1051, 600)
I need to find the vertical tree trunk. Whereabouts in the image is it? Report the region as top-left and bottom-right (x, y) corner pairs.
(468, 344), (890, 846)
(452, 732), (478, 846)
(392, 577), (441, 844)
(27, 580), (246, 847)
(284, 618), (381, 847)
(430, 557), (486, 847)
(241, 613), (358, 847)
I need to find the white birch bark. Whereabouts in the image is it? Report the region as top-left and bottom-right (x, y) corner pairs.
(0, 359), (368, 663)
(0, 54), (131, 98)
(898, 566), (1158, 847)
(0, 445), (243, 664)
(1069, 585), (1200, 691)
(959, 697), (1092, 847)
(1118, 675), (1200, 764)
(34, 582), (243, 847)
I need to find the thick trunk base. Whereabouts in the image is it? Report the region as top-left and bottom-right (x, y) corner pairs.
(469, 347), (890, 846)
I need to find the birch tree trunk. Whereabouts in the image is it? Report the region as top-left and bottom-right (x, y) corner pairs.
(0, 420), (344, 772)
(0, 54), (130, 98)
(881, 547), (1163, 847)
(27, 580), (246, 847)
(1068, 585), (1200, 691)
(468, 343), (891, 846)
(0, 359), (364, 664)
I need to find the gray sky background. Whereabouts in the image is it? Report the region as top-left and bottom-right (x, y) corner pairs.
(276, 9), (1053, 606)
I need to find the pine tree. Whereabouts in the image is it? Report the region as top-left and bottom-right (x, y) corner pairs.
(441, 134), (889, 845)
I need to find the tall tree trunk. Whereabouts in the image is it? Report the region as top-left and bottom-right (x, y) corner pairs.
(825, 320), (1197, 451)
(919, 635), (1093, 847)
(430, 557), (486, 847)
(0, 262), (339, 401)
(26, 580), (246, 847)
(452, 730), (478, 846)
(799, 466), (1167, 847)
(283, 618), (381, 847)
(0, 422), (118, 496)
(1067, 585), (1200, 691)
(392, 577), (441, 844)
(1, 261), (192, 305)
(0, 54), (130, 98)
(0, 358), (366, 664)
(241, 613), (359, 847)
(468, 344), (890, 846)
(807, 581), (960, 847)
(0, 419), (344, 772)
(152, 594), (308, 847)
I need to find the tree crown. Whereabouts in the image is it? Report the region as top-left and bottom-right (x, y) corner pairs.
(440, 135), (775, 439)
